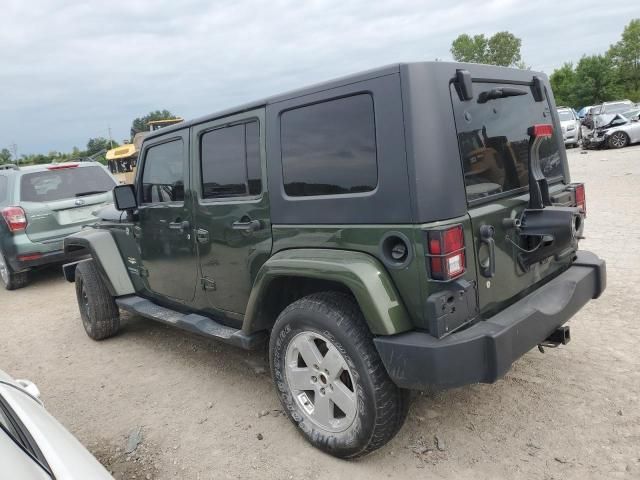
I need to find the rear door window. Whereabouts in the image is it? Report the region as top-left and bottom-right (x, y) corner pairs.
(280, 94), (378, 197)
(141, 140), (185, 204)
(200, 120), (262, 199)
(450, 83), (563, 202)
(20, 166), (116, 202)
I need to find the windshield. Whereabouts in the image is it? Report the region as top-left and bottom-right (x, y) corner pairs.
(20, 166), (116, 202)
(558, 110), (574, 121)
(450, 82), (563, 202)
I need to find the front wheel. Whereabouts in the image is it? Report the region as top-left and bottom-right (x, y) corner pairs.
(75, 260), (120, 340)
(608, 131), (629, 149)
(269, 292), (409, 458)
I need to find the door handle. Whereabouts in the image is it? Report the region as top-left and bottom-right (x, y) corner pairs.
(232, 219), (262, 233)
(169, 220), (191, 231)
(479, 224), (496, 278)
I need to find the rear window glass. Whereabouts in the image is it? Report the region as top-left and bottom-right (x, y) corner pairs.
(0, 176), (7, 202)
(606, 103), (633, 114)
(20, 166), (116, 202)
(280, 94), (378, 197)
(450, 83), (563, 202)
(558, 110), (573, 121)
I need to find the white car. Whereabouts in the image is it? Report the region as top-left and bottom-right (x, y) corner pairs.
(557, 107), (582, 147)
(0, 369), (112, 479)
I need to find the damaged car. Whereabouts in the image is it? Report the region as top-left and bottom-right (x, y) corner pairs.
(583, 113), (640, 149)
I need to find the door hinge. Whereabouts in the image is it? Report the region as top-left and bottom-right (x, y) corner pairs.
(201, 277), (216, 291)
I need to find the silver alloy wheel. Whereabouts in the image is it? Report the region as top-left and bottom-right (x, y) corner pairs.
(285, 331), (358, 433)
(0, 251), (8, 285)
(610, 132), (628, 148)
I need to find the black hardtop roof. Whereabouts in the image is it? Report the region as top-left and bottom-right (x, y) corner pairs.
(145, 61), (547, 140)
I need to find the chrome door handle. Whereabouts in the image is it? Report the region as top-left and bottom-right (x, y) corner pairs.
(169, 220), (190, 231)
(231, 219), (262, 232)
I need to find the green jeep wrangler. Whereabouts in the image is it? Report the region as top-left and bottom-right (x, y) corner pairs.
(63, 62), (606, 458)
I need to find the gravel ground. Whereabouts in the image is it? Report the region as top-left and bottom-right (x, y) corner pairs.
(1, 145), (639, 480)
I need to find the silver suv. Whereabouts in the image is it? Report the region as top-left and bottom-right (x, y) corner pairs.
(0, 162), (117, 289)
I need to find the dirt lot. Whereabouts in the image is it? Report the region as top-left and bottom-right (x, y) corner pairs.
(1, 145), (639, 480)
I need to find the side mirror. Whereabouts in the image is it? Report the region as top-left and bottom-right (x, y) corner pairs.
(113, 184), (137, 211)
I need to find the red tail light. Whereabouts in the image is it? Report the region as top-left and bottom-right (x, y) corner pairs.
(46, 163), (79, 170)
(1, 206), (27, 232)
(574, 183), (586, 217)
(427, 224), (466, 280)
(529, 124), (554, 138)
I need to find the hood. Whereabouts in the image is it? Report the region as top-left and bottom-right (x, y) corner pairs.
(595, 113), (629, 130)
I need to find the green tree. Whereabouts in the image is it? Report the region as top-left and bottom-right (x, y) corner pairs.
(0, 148), (11, 164)
(608, 19), (640, 101)
(486, 31), (522, 67)
(131, 110), (177, 136)
(86, 137), (114, 156)
(451, 34), (488, 64)
(573, 55), (622, 107)
(451, 31), (523, 67)
(550, 63), (578, 107)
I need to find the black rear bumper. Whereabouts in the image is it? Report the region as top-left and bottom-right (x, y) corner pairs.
(374, 251), (606, 390)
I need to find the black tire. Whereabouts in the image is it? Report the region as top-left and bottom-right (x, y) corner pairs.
(75, 260), (120, 340)
(608, 131), (629, 149)
(270, 292), (409, 458)
(0, 250), (29, 290)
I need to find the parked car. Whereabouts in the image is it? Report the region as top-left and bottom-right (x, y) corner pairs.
(0, 368), (112, 479)
(622, 108), (640, 121)
(584, 113), (640, 149)
(582, 101), (634, 130)
(557, 106), (582, 147)
(62, 62), (605, 459)
(577, 105), (593, 120)
(591, 99), (634, 115)
(0, 162), (117, 290)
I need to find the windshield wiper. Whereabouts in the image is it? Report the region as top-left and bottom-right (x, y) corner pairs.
(477, 87), (528, 104)
(75, 190), (107, 197)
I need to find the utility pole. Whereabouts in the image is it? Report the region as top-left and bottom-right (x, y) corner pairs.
(107, 127), (113, 149)
(10, 143), (18, 165)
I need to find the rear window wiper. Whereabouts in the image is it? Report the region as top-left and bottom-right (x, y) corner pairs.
(477, 87), (528, 104)
(75, 190), (107, 197)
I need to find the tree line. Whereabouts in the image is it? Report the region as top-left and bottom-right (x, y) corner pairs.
(451, 19), (639, 109)
(5, 20), (638, 164)
(1, 110), (178, 166)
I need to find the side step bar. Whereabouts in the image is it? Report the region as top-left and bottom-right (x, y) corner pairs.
(115, 295), (267, 350)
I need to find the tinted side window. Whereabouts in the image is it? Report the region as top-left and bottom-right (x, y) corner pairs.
(201, 121), (262, 199)
(281, 94), (377, 197)
(141, 139), (184, 204)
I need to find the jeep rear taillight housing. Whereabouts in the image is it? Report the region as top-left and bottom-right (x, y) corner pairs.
(426, 224), (466, 281)
(1, 206), (27, 232)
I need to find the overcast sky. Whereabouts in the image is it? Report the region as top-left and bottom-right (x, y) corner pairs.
(1, 0), (636, 155)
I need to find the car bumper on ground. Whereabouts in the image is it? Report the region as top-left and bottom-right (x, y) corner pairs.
(374, 251), (606, 390)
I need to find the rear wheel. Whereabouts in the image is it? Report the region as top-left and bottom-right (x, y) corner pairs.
(270, 292), (409, 458)
(0, 251), (29, 290)
(608, 131), (629, 149)
(75, 260), (120, 340)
